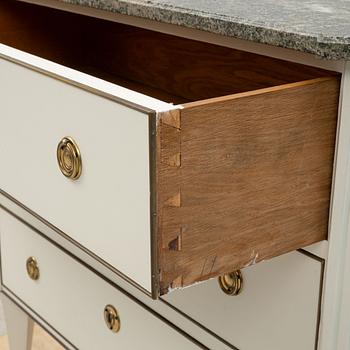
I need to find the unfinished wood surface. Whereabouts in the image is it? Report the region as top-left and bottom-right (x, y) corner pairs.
(0, 0), (85, 69)
(0, 0), (187, 105)
(157, 77), (340, 294)
(86, 22), (333, 102)
(0, 1), (334, 104)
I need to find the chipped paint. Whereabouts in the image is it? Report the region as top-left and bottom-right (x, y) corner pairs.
(166, 275), (218, 294)
(243, 250), (261, 267)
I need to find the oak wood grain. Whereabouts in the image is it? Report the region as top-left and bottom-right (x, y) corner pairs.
(86, 20), (335, 102)
(0, 1), (86, 69)
(157, 77), (340, 294)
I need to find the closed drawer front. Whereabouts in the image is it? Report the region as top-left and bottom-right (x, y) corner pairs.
(0, 1), (339, 297)
(0, 209), (203, 350)
(163, 251), (323, 350)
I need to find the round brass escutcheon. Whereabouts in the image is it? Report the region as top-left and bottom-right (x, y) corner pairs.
(218, 270), (243, 296)
(57, 136), (82, 180)
(26, 257), (40, 281)
(104, 305), (120, 333)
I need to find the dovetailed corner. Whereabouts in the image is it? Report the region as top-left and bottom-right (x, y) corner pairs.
(160, 109), (180, 129)
(165, 153), (181, 167)
(164, 192), (181, 207)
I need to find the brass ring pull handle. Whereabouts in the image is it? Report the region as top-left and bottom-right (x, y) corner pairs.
(57, 136), (82, 180)
(218, 270), (243, 296)
(104, 305), (121, 333)
(26, 257), (40, 281)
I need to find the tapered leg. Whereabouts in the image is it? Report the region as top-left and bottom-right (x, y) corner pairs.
(1, 294), (34, 350)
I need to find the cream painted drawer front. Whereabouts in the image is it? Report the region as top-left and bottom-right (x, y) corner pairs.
(0, 53), (153, 292)
(0, 210), (203, 350)
(163, 251), (323, 350)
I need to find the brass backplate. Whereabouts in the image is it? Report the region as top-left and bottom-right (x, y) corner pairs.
(57, 136), (82, 180)
(218, 270), (243, 296)
(104, 305), (120, 333)
(26, 257), (40, 281)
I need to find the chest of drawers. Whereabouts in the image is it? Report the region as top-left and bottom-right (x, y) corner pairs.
(0, 1), (349, 349)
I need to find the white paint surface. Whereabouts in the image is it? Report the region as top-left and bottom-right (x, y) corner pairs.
(164, 251), (322, 350)
(0, 211), (200, 350)
(0, 44), (174, 112)
(319, 61), (350, 350)
(0, 55), (153, 292)
(0, 193), (233, 350)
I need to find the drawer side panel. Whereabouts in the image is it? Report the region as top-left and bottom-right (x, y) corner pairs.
(157, 77), (339, 293)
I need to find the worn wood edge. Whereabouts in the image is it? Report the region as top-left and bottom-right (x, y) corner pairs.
(158, 109), (181, 129)
(182, 76), (338, 110)
(156, 109), (182, 295)
(149, 112), (161, 299)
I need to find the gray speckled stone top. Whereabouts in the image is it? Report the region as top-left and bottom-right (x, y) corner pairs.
(57, 0), (350, 60)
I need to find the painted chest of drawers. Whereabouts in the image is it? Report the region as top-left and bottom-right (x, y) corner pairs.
(0, 1), (350, 349)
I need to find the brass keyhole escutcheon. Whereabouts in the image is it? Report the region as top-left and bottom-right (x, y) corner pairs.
(218, 270), (243, 296)
(57, 136), (82, 180)
(104, 305), (120, 333)
(26, 257), (40, 281)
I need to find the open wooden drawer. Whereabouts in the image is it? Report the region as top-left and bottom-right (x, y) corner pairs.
(0, 0), (340, 298)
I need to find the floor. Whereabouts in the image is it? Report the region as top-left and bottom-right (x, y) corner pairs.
(0, 301), (62, 350)
(0, 324), (63, 349)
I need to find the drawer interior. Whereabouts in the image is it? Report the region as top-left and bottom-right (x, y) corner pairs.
(0, 0), (336, 105)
